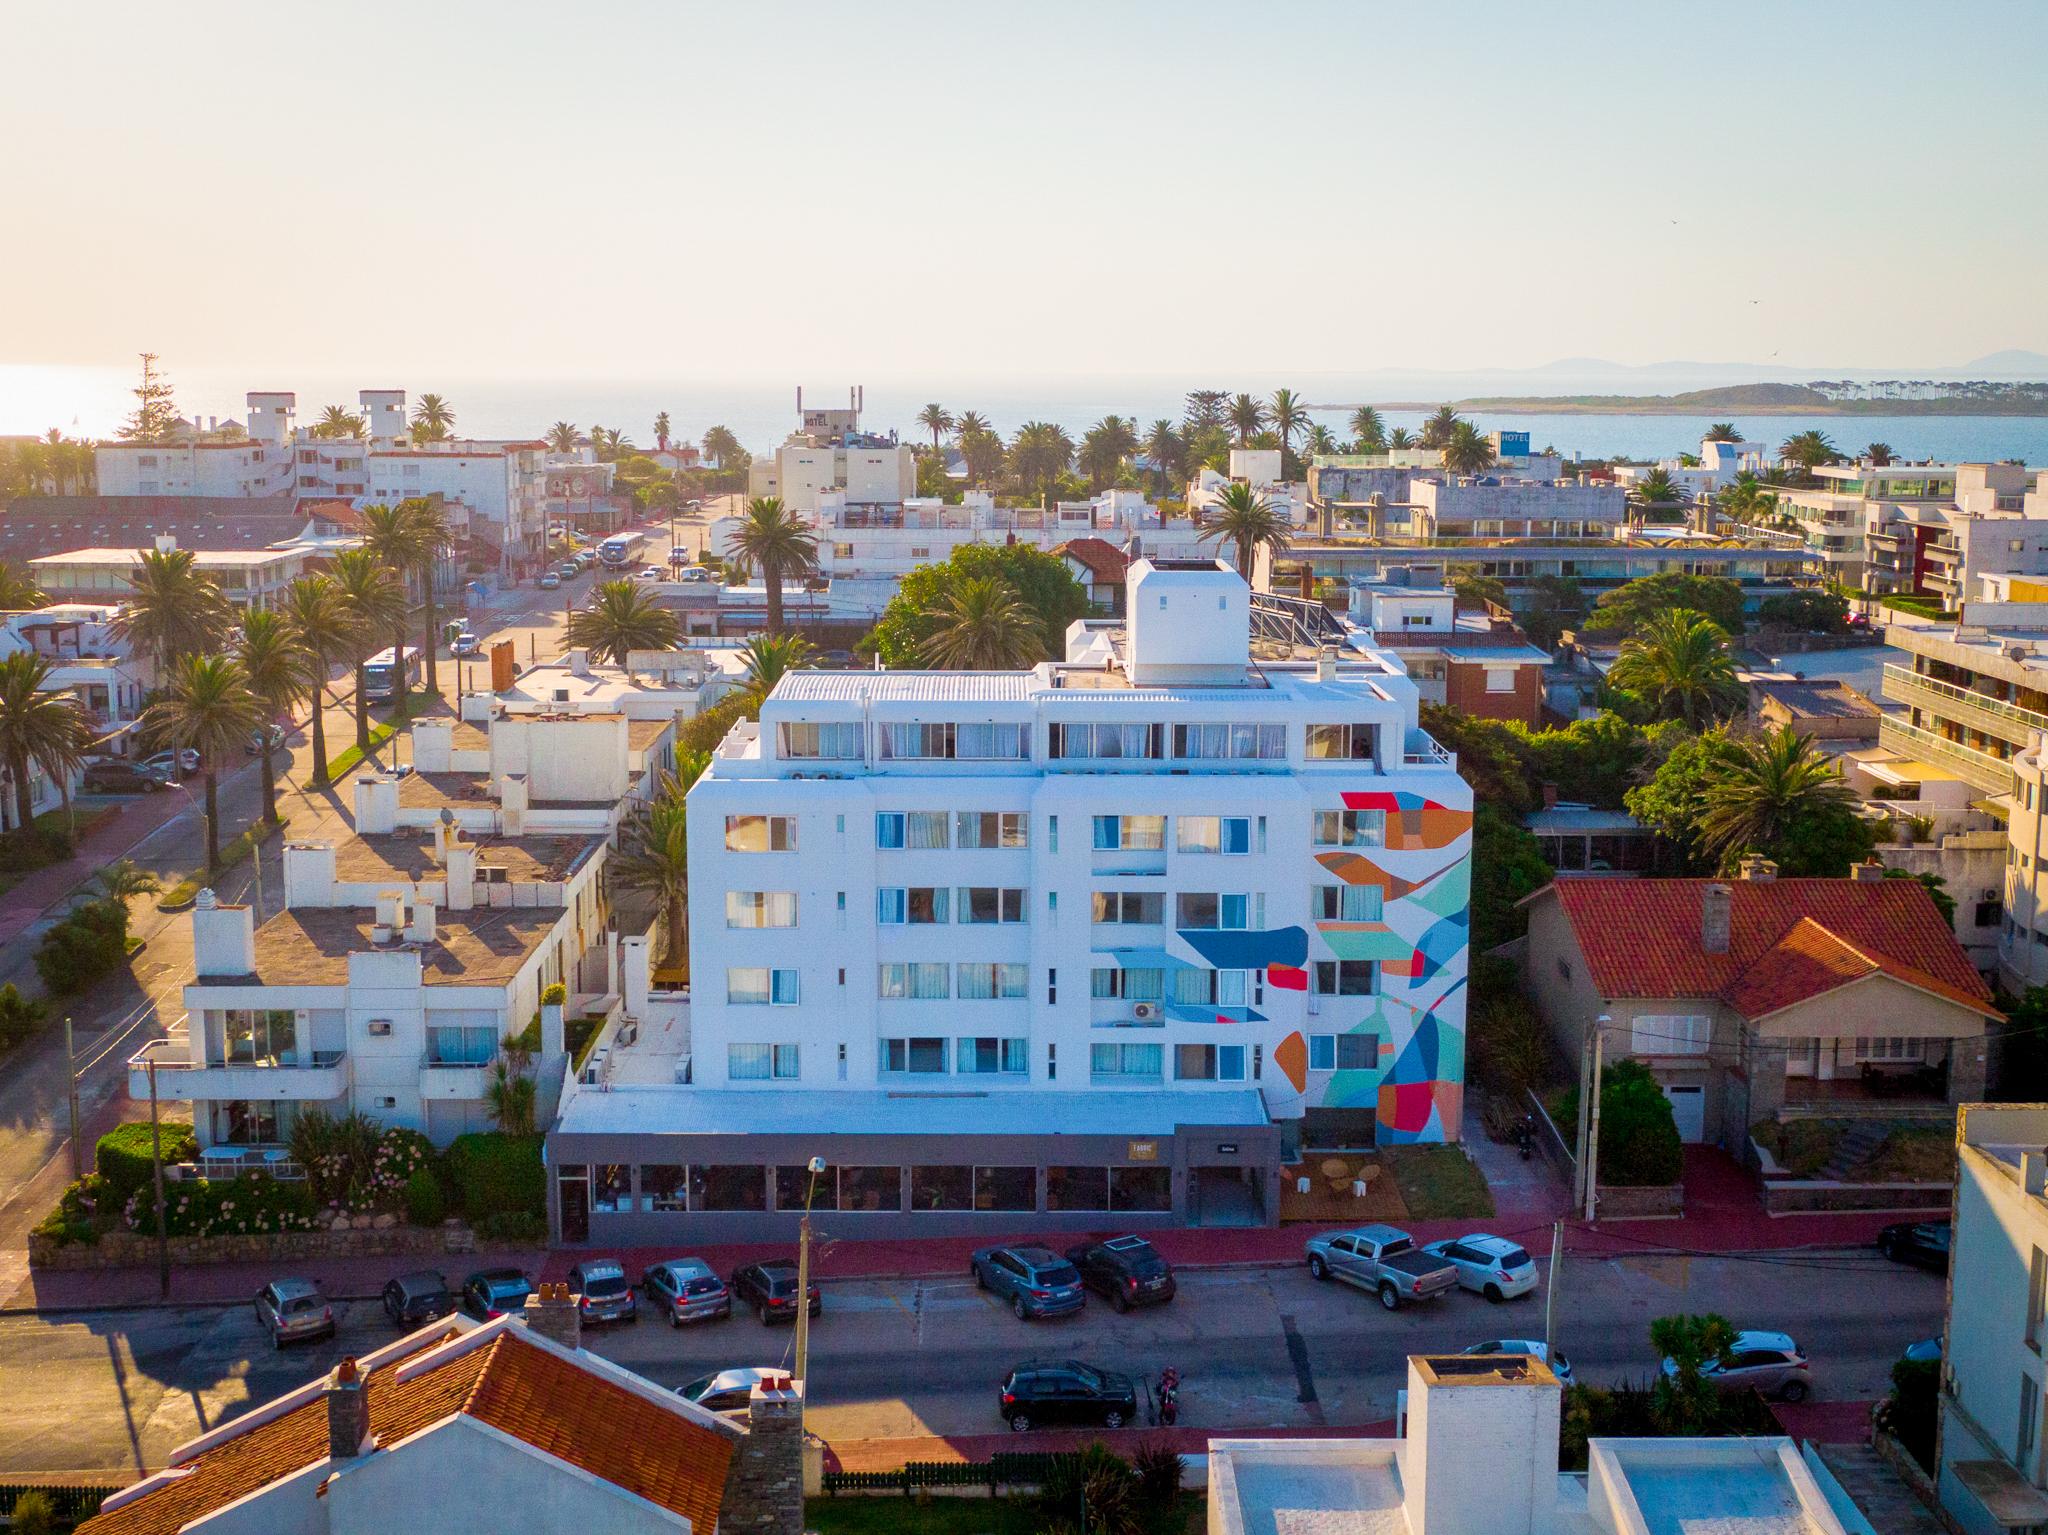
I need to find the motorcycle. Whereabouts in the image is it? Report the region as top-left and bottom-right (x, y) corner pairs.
(1514, 1116), (1536, 1161)
(1157, 1366), (1181, 1426)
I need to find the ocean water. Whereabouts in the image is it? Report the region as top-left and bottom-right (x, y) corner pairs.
(6, 364), (2047, 466)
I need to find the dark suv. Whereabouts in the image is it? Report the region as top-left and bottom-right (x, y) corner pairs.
(1065, 1235), (1176, 1312)
(382, 1270), (455, 1327)
(731, 1259), (820, 1326)
(999, 1360), (1137, 1432)
(972, 1246), (1084, 1320)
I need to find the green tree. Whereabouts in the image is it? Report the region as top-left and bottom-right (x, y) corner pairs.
(737, 632), (815, 706)
(1608, 608), (1744, 729)
(653, 410), (672, 450)
(109, 547), (236, 675)
(916, 403), (955, 451)
(356, 503), (424, 694)
(1650, 1313), (1738, 1435)
(1349, 405), (1386, 451)
(95, 858), (163, 905)
(1629, 467), (1686, 520)
(1865, 441), (1894, 467)
(1884, 867), (1956, 926)
(1142, 419), (1184, 494)
(399, 497), (454, 694)
(1182, 390), (1229, 433)
(1624, 728), (1742, 873)
(0, 560), (46, 612)
(1079, 415), (1137, 490)
(723, 496), (819, 635)
(545, 420), (578, 452)
(1471, 804), (1553, 952)
(8, 1489), (54, 1535)
(1703, 422), (1741, 443)
(1442, 419), (1496, 476)
(868, 544), (1088, 669)
(1581, 572), (1747, 638)
(280, 575), (360, 787)
(236, 608), (311, 826)
(564, 578), (681, 665)
(959, 422), (1006, 487)
(1780, 429), (1839, 470)
(409, 393), (455, 442)
(117, 352), (181, 443)
(919, 574), (1048, 669)
(143, 654), (263, 875)
(1420, 404), (1462, 449)
(701, 425), (744, 469)
(1387, 427), (1415, 450)
(1269, 387), (1310, 461)
(1008, 421), (1076, 501)
(1522, 575), (1587, 650)
(1755, 588), (1849, 633)
(312, 404), (365, 439)
(0, 653), (91, 836)
(1449, 573), (1508, 609)
(328, 550), (405, 752)
(1697, 725), (1873, 876)
(611, 753), (711, 967)
(1305, 423), (1338, 457)
(1198, 481), (1290, 580)
(1228, 393), (1269, 447)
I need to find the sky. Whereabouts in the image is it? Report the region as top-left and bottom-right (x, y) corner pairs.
(4, 0), (2046, 391)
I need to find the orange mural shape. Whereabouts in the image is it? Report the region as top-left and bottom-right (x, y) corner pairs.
(1387, 806), (1473, 851)
(1274, 1031), (1308, 1093)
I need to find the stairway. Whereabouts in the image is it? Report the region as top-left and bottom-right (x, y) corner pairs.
(1813, 1444), (1943, 1535)
(1821, 1121), (1891, 1182)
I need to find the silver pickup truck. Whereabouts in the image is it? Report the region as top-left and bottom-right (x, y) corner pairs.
(1304, 1223), (1460, 1310)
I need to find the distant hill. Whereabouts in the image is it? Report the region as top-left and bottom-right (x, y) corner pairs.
(1369, 381), (2048, 416)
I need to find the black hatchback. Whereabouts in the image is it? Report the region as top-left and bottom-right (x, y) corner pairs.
(731, 1259), (820, 1326)
(999, 1360), (1138, 1433)
(382, 1270), (455, 1327)
(1065, 1235), (1176, 1312)
(1879, 1220), (1951, 1272)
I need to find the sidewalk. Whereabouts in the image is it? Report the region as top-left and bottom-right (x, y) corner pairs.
(0, 792), (188, 949)
(821, 1418), (1398, 1474)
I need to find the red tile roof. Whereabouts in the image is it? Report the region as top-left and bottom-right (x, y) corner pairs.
(80, 1330), (735, 1535)
(1057, 537), (1129, 582)
(1538, 877), (1997, 1021)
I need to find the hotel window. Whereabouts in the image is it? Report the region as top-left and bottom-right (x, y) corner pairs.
(877, 887), (949, 924)
(1485, 667), (1517, 694)
(223, 1009), (297, 1066)
(592, 1164), (632, 1213)
(1306, 724), (1377, 761)
(880, 722), (954, 759)
(878, 962), (951, 1000)
(1092, 814), (1166, 851)
(1630, 1014), (1711, 1056)
(957, 1037), (1029, 1074)
(957, 811), (1028, 848)
(880, 1037), (950, 1074)
(1313, 960), (1376, 996)
(1174, 1043), (1247, 1081)
(725, 814), (796, 851)
(957, 963), (1028, 1000)
(954, 724), (1029, 760)
(1091, 967), (1164, 1001)
(727, 968), (800, 1005)
(1852, 1036), (1924, 1063)
(833, 542), (854, 559)
(1171, 723), (1286, 760)
(729, 1042), (800, 1079)
(1312, 885), (1384, 922)
(638, 1164), (687, 1213)
(1090, 1042), (1163, 1079)
(958, 887), (1026, 924)
(778, 722), (862, 759)
(876, 811), (950, 849)
(1049, 721), (1164, 760)
(1312, 808), (1386, 848)
(1309, 1033), (1373, 1070)
(1177, 816), (1251, 854)
(1176, 892), (1249, 930)
(725, 891), (797, 928)
(426, 1023), (496, 1066)
(1093, 891), (1164, 924)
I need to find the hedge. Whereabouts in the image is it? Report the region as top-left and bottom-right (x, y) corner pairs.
(125, 1175), (320, 1238)
(35, 898), (130, 995)
(96, 1122), (198, 1202)
(444, 1133), (545, 1221)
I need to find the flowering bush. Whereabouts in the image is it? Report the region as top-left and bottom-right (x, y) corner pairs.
(33, 1173), (113, 1246)
(124, 1175), (319, 1237)
(372, 1128), (436, 1195)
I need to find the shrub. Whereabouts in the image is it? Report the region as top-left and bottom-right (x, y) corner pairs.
(97, 1121), (199, 1202)
(289, 1109), (384, 1209)
(1884, 1356), (1939, 1471)
(540, 981), (568, 1007)
(403, 1169), (445, 1226)
(10, 1489), (55, 1535)
(35, 1173), (113, 1246)
(1131, 1441), (1184, 1506)
(125, 1175), (319, 1237)
(35, 898), (130, 995)
(445, 1133), (545, 1220)
(0, 825), (72, 873)
(1551, 1060), (1682, 1187)
(0, 982), (47, 1049)
(373, 1127), (436, 1196)
(1037, 1444), (1142, 1535)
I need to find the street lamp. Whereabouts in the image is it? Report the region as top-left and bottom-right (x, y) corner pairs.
(794, 1154), (824, 1394)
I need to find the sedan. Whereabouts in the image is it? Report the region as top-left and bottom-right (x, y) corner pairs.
(382, 1271), (455, 1328)
(1462, 1338), (1573, 1386)
(567, 1259), (638, 1325)
(1878, 1220), (1951, 1273)
(1423, 1233), (1539, 1302)
(538, 572), (561, 590)
(679, 1366), (778, 1414)
(644, 1258), (732, 1326)
(460, 1266), (533, 1320)
(450, 632), (483, 658)
(972, 1246), (1085, 1321)
(1663, 1329), (1811, 1402)
(244, 723), (288, 756)
(638, 565), (666, 580)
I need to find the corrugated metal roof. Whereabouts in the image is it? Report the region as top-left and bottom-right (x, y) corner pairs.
(774, 672), (1036, 703)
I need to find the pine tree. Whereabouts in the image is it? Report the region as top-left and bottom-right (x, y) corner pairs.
(118, 353), (182, 443)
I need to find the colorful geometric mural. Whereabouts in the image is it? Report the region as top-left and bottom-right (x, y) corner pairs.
(1339, 790), (1472, 852)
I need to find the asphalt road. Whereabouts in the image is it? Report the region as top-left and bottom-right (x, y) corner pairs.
(0, 1248), (1944, 1476)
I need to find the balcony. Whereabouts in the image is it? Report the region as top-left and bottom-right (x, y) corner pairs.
(1402, 729), (1457, 770)
(420, 1054), (493, 1101)
(1881, 664), (2048, 747)
(128, 1037), (349, 1102)
(1877, 716), (2015, 795)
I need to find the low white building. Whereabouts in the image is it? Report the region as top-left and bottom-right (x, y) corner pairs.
(1612, 436), (1773, 501)
(1408, 478), (1627, 540)
(29, 535), (336, 611)
(746, 392), (916, 516)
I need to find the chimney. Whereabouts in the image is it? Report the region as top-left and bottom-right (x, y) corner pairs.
(1316, 646), (1338, 682)
(326, 1357), (371, 1461)
(1541, 782), (1559, 811)
(1850, 859), (1888, 883)
(524, 1281), (581, 1351)
(1738, 854), (1778, 882)
(405, 903), (436, 944)
(445, 838), (477, 911)
(721, 1376), (806, 1535)
(568, 648), (591, 677)
(1403, 1356), (1560, 1535)
(1701, 882), (1732, 955)
(192, 890), (257, 977)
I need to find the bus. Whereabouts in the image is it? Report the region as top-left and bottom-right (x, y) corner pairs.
(363, 646), (422, 702)
(599, 530), (647, 568)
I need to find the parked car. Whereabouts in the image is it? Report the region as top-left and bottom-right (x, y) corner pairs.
(676, 566), (711, 583)
(450, 631), (483, 658)
(1305, 1224), (1460, 1310)
(1064, 1235), (1175, 1311)
(972, 1245), (1086, 1320)
(1422, 1233), (1539, 1302)
(460, 1266), (533, 1320)
(538, 572), (561, 590)
(567, 1259), (638, 1325)
(643, 1258), (733, 1326)
(1878, 1220), (1951, 1272)
(1460, 1338), (1573, 1386)
(999, 1360), (1137, 1432)
(731, 1258), (819, 1325)
(667, 546), (692, 566)
(381, 1270), (455, 1327)
(244, 722), (288, 756)
(140, 748), (200, 779)
(678, 1366), (778, 1413)
(638, 565), (665, 580)
(255, 1278), (335, 1348)
(82, 760), (165, 794)
(1663, 1329), (1811, 1402)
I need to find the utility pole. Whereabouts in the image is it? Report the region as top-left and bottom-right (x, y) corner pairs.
(1583, 1017), (1609, 1223)
(794, 1155), (823, 1405)
(1571, 1023), (1596, 1212)
(1542, 1219), (1564, 1359)
(146, 1057), (169, 1300)
(64, 1017), (80, 1180)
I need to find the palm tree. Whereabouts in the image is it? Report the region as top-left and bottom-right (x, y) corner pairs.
(109, 547), (235, 675)
(409, 393), (455, 442)
(1078, 416), (1138, 490)
(1865, 442), (1895, 467)
(918, 576), (1048, 669)
(1199, 481), (1290, 581)
(94, 859), (162, 905)
(702, 426), (743, 468)
(1269, 388), (1310, 461)
(1780, 429), (1839, 470)
(565, 579), (681, 665)
(601, 426), (631, 457)
(235, 609), (310, 826)
(0, 653), (91, 837)
(724, 497), (819, 636)
(312, 405), (365, 439)
(0, 561), (46, 612)
(1696, 726), (1860, 872)
(1305, 423), (1338, 457)
(954, 410), (991, 441)
(738, 632), (816, 704)
(1442, 420), (1497, 477)
(611, 754), (711, 968)
(1420, 405), (1462, 449)
(328, 550), (405, 752)
(280, 575), (360, 787)
(653, 411), (672, 451)
(356, 504), (424, 694)
(1704, 423), (1741, 443)
(1142, 419), (1184, 494)
(1630, 468), (1686, 520)
(959, 423), (1005, 488)
(545, 420), (578, 453)
(916, 404), (956, 452)
(143, 654), (263, 875)
(1348, 406), (1387, 451)
(401, 497), (453, 695)
(1008, 422), (1075, 502)
(1228, 393), (1269, 448)
(1387, 427), (1416, 450)
(1608, 608), (1743, 729)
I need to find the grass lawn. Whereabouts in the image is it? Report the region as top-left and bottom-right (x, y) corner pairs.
(317, 720), (398, 786)
(1868, 1127), (1956, 1182)
(1379, 1144), (1495, 1219)
(156, 816), (288, 912)
(1749, 1119), (1841, 1177)
(806, 1494), (1203, 1535)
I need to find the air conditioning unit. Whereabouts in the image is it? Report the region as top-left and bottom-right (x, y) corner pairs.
(1132, 1002), (1159, 1022)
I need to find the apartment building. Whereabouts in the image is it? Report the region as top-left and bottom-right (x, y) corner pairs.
(1344, 573), (1550, 726)
(746, 390), (916, 516)
(1935, 1103), (2048, 1535)
(1612, 435), (1773, 501)
(545, 559), (1474, 1241)
(29, 537), (335, 611)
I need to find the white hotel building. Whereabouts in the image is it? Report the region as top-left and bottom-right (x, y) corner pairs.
(546, 560), (1473, 1239)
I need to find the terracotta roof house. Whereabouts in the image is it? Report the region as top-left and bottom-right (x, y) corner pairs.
(1055, 537), (1130, 614)
(80, 1288), (801, 1535)
(1518, 859), (1997, 1148)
